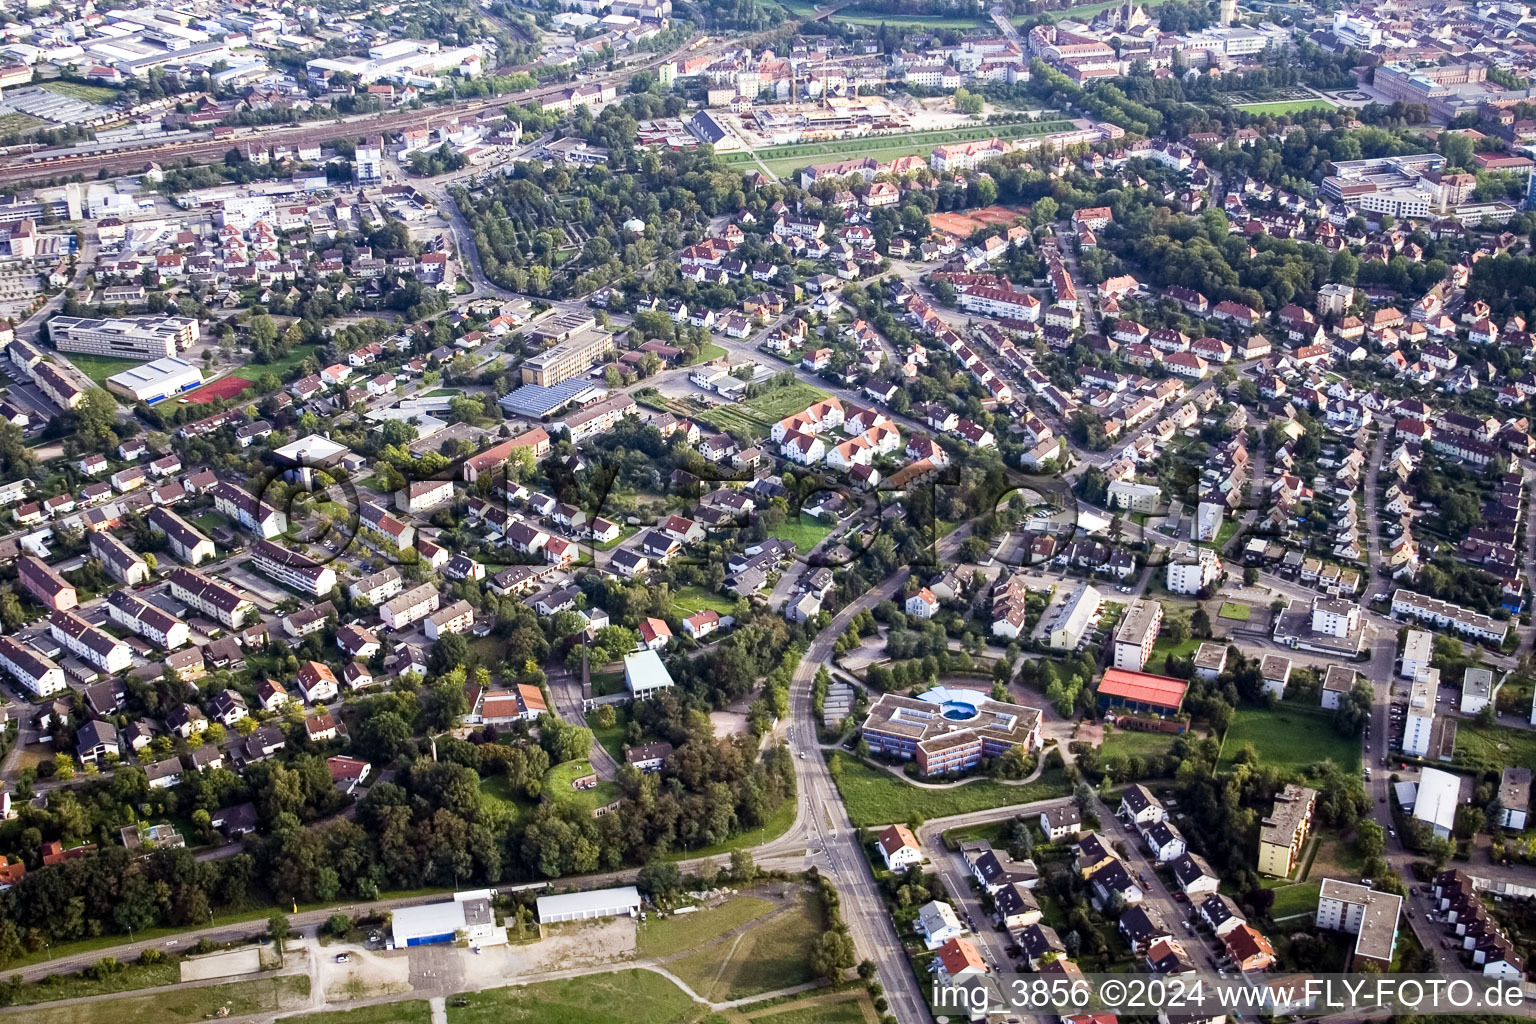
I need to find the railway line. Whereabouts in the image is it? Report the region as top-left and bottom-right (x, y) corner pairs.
(0, 3), (853, 188)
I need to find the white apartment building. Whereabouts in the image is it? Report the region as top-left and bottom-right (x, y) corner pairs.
(1400, 628), (1433, 679)
(1403, 676), (1437, 757)
(1166, 548), (1221, 596)
(1391, 589), (1509, 644)
(49, 609), (132, 673)
(956, 286), (1041, 322)
(107, 590), (190, 650)
(0, 636), (65, 696)
(1316, 879), (1400, 967)
(424, 599), (475, 641)
(251, 539), (336, 598)
(1312, 597), (1360, 638)
(1049, 584), (1101, 651)
(1113, 599), (1163, 671)
(381, 583), (441, 630)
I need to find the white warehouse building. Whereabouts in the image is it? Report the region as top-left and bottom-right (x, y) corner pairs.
(536, 885), (643, 925)
(389, 890), (504, 948)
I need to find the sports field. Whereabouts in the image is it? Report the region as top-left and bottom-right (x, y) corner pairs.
(187, 376), (255, 403)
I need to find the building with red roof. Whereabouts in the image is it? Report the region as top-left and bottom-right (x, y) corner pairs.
(1097, 668), (1188, 715)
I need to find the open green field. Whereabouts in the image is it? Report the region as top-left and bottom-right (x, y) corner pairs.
(282, 1002), (433, 1024)
(747, 993), (872, 1024)
(1269, 881), (1322, 920)
(445, 970), (726, 1024)
(1453, 722), (1536, 772)
(1218, 707), (1360, 773)
(1217, 602), (1251, 620)
(62, 351), (140, 389)
(1236, 99), (1333, 116)
(828, 753), (1073, 827)
(771, 513), (837, 554)
(673, 584), (737, 617)
(745, 121), (1077, 179)
(236, 342), (323, 385)
(30, 975), (310, 1024)
(189, 509), (229, 533)
(669, 892), (825, 1001)
(42, 80), (121, 103)
(544, 760), (622, 814)
(1100, 728), (1179, 760)
(638, 895), (776, 957)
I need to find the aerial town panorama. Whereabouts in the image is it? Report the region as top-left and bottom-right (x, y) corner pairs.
(0, 0), (1531, 1021)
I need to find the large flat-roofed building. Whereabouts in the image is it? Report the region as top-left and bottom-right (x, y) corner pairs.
(49, 315), (199, 360)
(105, 357), (205, 403)
(1400, 628), (1433, 679)
(1112, 599), (1162, 670)
(390, 890), (504, 948)
(1316, 879), (1401, 968)
(624, 648), (675, 698)
(498, 378), (597, 418)
(1096, 668), (1187, 716)
(862, 686), (1042, 777)
(1258, 784), (1316, 878)
(535, 885), (642, 924)
(520, 327), (614, 386)
(1413, 767), (1461, 839)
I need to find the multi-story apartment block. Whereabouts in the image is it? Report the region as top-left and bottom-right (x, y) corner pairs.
(1113, 599), (1162, 670)
(1257, 784), (1317, 877)
(89, 530), (150, 586)
(48, 610), (132, 673)
(381, 583), (440, 630)
(107, 590), (190, 650)
(0, 636), (65, 696)
(350, 566), (405, 605)
(17, 555), (76, 611)
(48, 315), (199, 360)
(250, 539), (336, 598)
(424, 599), (475, 641)
(147, 507), (216, 565)
(167, 567), (255, 629)
(211, 482), (288, 540)
(519, 327), (614, 387)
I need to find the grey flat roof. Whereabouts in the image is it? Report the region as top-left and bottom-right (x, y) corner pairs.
(536, 885), (642, 919)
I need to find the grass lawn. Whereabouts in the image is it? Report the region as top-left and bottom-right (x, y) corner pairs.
(828, 753), (1073, 827)
(446, 970), (726, 1024)
(1017, 0), (1172, 23)
(1268, 881), (1322, 921)
(424, 388), (461, 398)
(770, 513), (836, 554)
(61, 351), (141, 389)
(1453, 722), (1536, 772)
(189, 509), (229, 532)
(544, 759), (622, 814)
(753, 121), (1075, 178)
(742, 381), (830, 419)
(41, 80), (121, 103)
(661, 797), (797, 862)
(1150, 632), (1202, 662)
(672, 584), (736, 617)
(236, 343), (322, 386)
(1100, 728), (1178, 760)
(30, 975), (309, 1024)
(1236, 99), (1333, 116)
(281, 1002), (433, 1024)
(669, 893), (825, 1001)
(1215, 518), (1241, 550)
(1218, 707), (1360, 773)
(1217, 602), (1251, 621)
(747, 993), (871, 1024)
(637, 895), (776, 957)
(9, 960), (178, 1006)
(692, 343), (727, 364)
(591, 666), (627, 697)
(586, 706), (629, 764)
